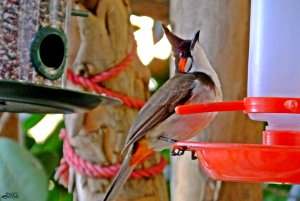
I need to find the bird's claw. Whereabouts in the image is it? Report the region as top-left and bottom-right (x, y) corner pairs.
(191, 151), (197, 160)
(158, 136), (178, 143)
(171, 146), (187, 156)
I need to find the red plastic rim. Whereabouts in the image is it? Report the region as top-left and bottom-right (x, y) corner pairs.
(175, 101), (244, 115)
(173, 141), (300, 183)
(175, 97), (300, 115)
(174, 98), (300, 183)
(263, 130), (300, 146)
(245, 97), (300, 113)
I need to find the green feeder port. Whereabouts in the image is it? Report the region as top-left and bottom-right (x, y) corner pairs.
(0, 1), (121, 113)
(30, 26), (67, 80)
(0, 24), (122, 113)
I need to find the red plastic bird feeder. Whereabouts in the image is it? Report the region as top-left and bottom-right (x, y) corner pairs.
(173, 0), (300, 184)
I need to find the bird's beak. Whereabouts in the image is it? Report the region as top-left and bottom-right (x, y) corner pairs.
(178, 58), (187, 73)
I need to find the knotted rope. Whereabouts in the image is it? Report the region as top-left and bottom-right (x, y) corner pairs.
(67, 44), (146, 109)
(55, 129), (167, 187)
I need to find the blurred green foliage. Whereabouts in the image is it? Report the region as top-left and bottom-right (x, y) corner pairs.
(0, 137), (48, 201)
(264, 184), (292, 201)
(22, 114), (72, 201)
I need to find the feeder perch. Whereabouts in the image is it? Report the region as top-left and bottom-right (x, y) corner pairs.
(0, 0), (120, 113)
(175, 98), (300, 183)
(173, 0), (300, 184)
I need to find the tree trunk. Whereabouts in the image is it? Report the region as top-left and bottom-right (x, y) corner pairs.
(170, 1), (263, 201)
(130, 0), (169, 24)
(65, 0), (168, 200)
(0, 112), (19, 141)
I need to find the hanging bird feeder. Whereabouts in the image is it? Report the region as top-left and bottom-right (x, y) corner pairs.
(173, 0), (300, 184)
(0, 0), (120, 113)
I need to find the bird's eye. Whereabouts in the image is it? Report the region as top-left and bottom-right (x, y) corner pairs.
(179, 52), (185, 57)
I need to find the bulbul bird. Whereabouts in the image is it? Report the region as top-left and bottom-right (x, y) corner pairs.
(103, 25), (222, 201)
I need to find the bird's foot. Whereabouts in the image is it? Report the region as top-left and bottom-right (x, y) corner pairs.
(158, 136), (188, 156)
(158, 136), (178, 143)
(191, 151), (197, 160)
(171, 146), (187, 156)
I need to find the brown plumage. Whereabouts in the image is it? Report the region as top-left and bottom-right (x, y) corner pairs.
(103, 26), (222, 201)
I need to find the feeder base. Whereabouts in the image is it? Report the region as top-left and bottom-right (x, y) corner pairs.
(0, 80), (121, 113)
(173, 141), (300, 184)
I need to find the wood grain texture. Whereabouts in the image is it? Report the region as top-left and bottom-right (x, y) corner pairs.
(130, 0), (169, 23)
(0, 112), (19, 141)
(170, 1), (263, 201)
(65, 0), (168, 200)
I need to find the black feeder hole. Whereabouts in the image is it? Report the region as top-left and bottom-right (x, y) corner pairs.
(39, 34), (65, 69)
(31, 26), (67, 80)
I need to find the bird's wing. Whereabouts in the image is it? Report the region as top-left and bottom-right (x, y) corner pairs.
(123, 74), (195, 152)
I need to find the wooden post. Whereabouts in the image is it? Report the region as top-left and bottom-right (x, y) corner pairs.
(170, 1), (263, 200)
(65, 0), (168, 200)
(130, 0), (169, 23)
(0, 112), (19, 141)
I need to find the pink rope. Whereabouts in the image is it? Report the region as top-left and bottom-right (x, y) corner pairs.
(55, 43), (161, 187)
(57, 129), (166, 180)
(54, 158), (69, 188)
(67, 71), (146, 109)
(67, 44), (146, 109)
(89, 44), (137, 83)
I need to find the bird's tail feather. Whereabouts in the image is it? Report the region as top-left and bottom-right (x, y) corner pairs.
(103, 146), (136, 201)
